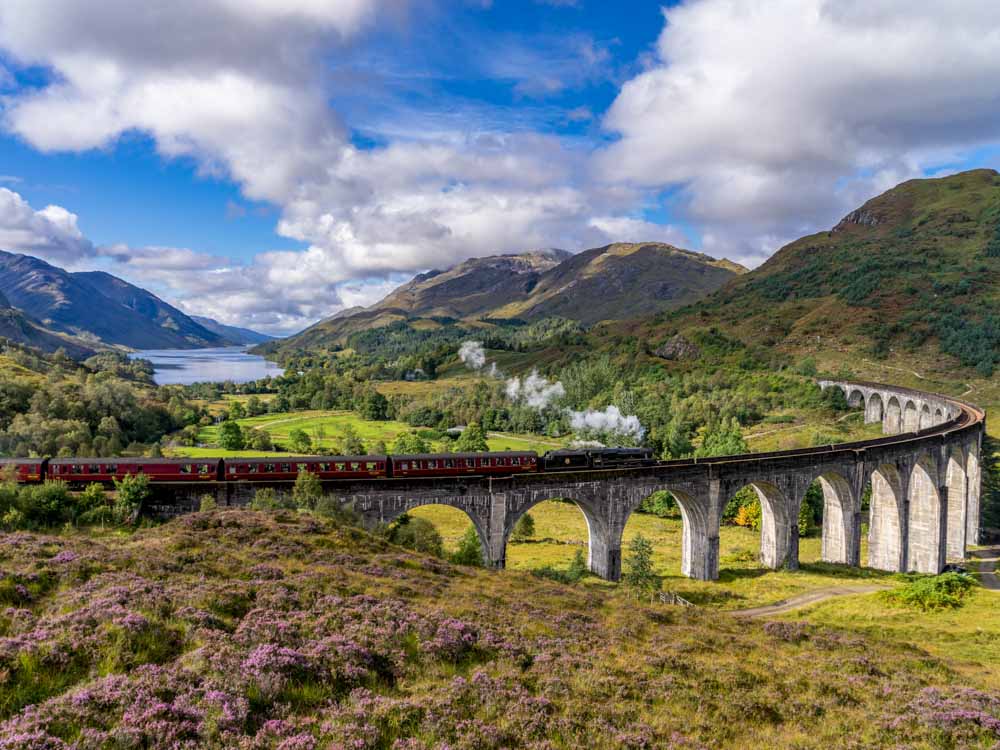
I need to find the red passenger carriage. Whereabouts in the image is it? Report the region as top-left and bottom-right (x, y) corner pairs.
(0, 458), (46, 482)
(48, 458), (223, 483)
(389, 451), (537, 478)
(225, 456), (388, 481)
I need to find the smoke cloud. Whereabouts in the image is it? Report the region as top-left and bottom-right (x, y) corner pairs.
(506, 369), (566, 410)
(569, 405), (645, 442)
(459, 340), (502, 378)
(459, 340), (646, 445)
(458, 341), (487, 370)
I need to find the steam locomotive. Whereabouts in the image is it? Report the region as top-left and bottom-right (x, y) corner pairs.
(0, 447), (656, 485)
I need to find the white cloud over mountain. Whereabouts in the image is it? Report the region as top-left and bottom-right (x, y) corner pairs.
(1, 0), (1000, 331)
(599, 0), (1000, 264)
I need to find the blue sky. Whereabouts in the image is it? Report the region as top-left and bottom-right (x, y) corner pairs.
(0, 1), (999, 333)
(0, 1), (668, 264)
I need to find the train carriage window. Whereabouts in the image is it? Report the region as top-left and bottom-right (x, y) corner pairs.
(366, 462), (377, 471)
(72, 464), (82, 475)
(319, 463), (330, 472)
(107, 465), (117, 474)
(445, 459), (454, 468)
(378, 462), (384, 470)
(335, 462), (345, 471)
(297, 463), (308, 472)
(512, 457), (520, 466)
(228, 465), (237, 474)
(427, 460), (437, 469)
(180, 464), (192, 474)
(281, 463), (291, 473)
(249, 464), (258, 473)
(199, 464), (210, 474)
(351, 462), (361, 471)
(399, 461), (408, 471)
(88, 464), (100, 474)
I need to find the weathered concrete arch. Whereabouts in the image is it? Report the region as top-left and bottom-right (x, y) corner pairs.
(721, 481), (798, 570)
(934, 407), (944, 424)
(868, 464), (905, 571)
(865, 392), (885, 424)
(814, 472), (859, 566)
(945, 445), (968, 561)
(376, 498), (495, 565)
(885, 396), (903, 434)
(505, 495), (598, 573)
(847, 389), (865, 408)
(902, 401), (920, 432)
(907, 454), (943, 574)
(919, 404), (933, 430)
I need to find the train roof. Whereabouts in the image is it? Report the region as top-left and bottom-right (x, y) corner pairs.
(0, 457), (43, 463)
(48, 457), (221, 465)
(393, 451), (537, 460)
(544, 447), (651, 455)
(226, 455), (388, 462)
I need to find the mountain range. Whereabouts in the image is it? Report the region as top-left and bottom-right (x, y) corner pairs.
(0, 251), (270, 354)
(258, 242), (746, 356)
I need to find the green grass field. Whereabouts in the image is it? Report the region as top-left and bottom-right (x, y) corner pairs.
(167, 408), (565, 457)
(408, 501), (892, 610)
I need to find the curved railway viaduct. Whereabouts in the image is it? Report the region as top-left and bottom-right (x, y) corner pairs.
(151, 380), (985, 582)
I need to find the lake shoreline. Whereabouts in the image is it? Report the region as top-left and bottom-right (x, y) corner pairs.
(130, 346), (285, 386)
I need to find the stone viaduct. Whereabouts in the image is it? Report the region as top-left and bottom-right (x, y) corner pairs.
(149, 380), (985, 582)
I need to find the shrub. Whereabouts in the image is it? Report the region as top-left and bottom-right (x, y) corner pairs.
(113, 473), (151, 525)
(386, 514), (444, 558)
(78, 482), (107, 514)
(884, 572), (975, 611)
(199, 494), (217, 512)
(451, 525), (483, 566)
(734, 502), (761, 530)
(19, 481), (71, 527)
(510, 512), (535, 542)
(292, 470), (323, 511)
(251, 487), (290, 511)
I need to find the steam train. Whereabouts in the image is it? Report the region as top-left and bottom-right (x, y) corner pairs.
(0, 447), (656, 485)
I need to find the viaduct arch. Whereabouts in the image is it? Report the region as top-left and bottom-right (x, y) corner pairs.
(149, 380), (985, 582)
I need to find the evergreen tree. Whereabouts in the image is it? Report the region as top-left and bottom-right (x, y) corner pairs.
(510, 512), (535, 542)
(623, 533), (660, 599)
(451, 525), (483, 566)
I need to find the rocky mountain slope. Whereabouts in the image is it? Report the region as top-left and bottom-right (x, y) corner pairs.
(0, 252), (228, 351)
(191, 315), (274, 345)
(626, 168), (1000, 378)
(260, 243), (744, 355)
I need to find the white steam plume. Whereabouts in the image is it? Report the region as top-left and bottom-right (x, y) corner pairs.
(569, 405), (645, 442)
(505, 369), (566, 410)
(458, 341), (486, 370)
(459, 340), (503, 378)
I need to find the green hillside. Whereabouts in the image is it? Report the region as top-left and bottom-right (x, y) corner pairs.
(631, 169), (1000, 378)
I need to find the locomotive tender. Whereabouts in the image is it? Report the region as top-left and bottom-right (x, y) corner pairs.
(0, 447), (655, 485)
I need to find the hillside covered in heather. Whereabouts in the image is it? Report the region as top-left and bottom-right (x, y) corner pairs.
(1, 509), (998, 749)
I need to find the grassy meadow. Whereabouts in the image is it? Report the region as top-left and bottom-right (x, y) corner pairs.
(409, 501), (893, 610)
(168, 408), (564, 457)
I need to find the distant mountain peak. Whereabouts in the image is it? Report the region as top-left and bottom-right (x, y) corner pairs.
(261, 241), (742, 355)
(0, 251), (230, 352)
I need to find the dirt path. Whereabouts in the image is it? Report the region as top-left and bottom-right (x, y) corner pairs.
(971, 547), (1000, 591)
(730, 584), (891, 618)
